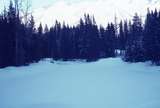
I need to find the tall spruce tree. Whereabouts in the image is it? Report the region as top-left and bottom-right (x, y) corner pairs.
(125, 13), (144, 62)
(143, 9), (160, 64)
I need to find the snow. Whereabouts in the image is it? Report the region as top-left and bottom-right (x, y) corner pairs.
(0, 58), (160, 108)
(33, 0), (160, 27)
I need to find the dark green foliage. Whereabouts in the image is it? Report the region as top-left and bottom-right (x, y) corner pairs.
(124, 13), (145, 62)
(1, 1), (160, 68)
(0, 3), (116, 68)
(143, 9), (160, 65)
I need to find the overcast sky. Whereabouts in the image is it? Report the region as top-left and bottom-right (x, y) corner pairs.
(0, 0), (96, 10)
(0, 0), (160, 26)
(0, 0), (158, 10)
(32, 0), (160, 26)
(30, 0), (97, 9)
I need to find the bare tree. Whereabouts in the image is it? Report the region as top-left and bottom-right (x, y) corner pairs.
(22, 0), (32, 25)
(11, 0), (32, 65)
(13, 0), (32, 24)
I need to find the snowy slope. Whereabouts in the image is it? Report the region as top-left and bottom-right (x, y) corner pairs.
(33, 0), (160, 27)
(0, 58), (160, 108)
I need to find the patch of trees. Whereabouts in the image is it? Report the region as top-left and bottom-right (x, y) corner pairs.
(123, 10), (160, 65)
(0, 1), (160, 68)
(0, 1), (116, 68)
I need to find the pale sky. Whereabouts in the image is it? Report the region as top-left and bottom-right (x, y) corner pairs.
(32, 0), (160, 27)
(0, 0), (160, 27)
(31, 0), (97, 9)
(0, 0), (96, 10)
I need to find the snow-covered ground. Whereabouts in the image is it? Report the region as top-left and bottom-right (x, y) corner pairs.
(0, 58), (160, 108)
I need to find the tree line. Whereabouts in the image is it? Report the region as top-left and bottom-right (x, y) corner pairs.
(0, 1), (160, 68)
